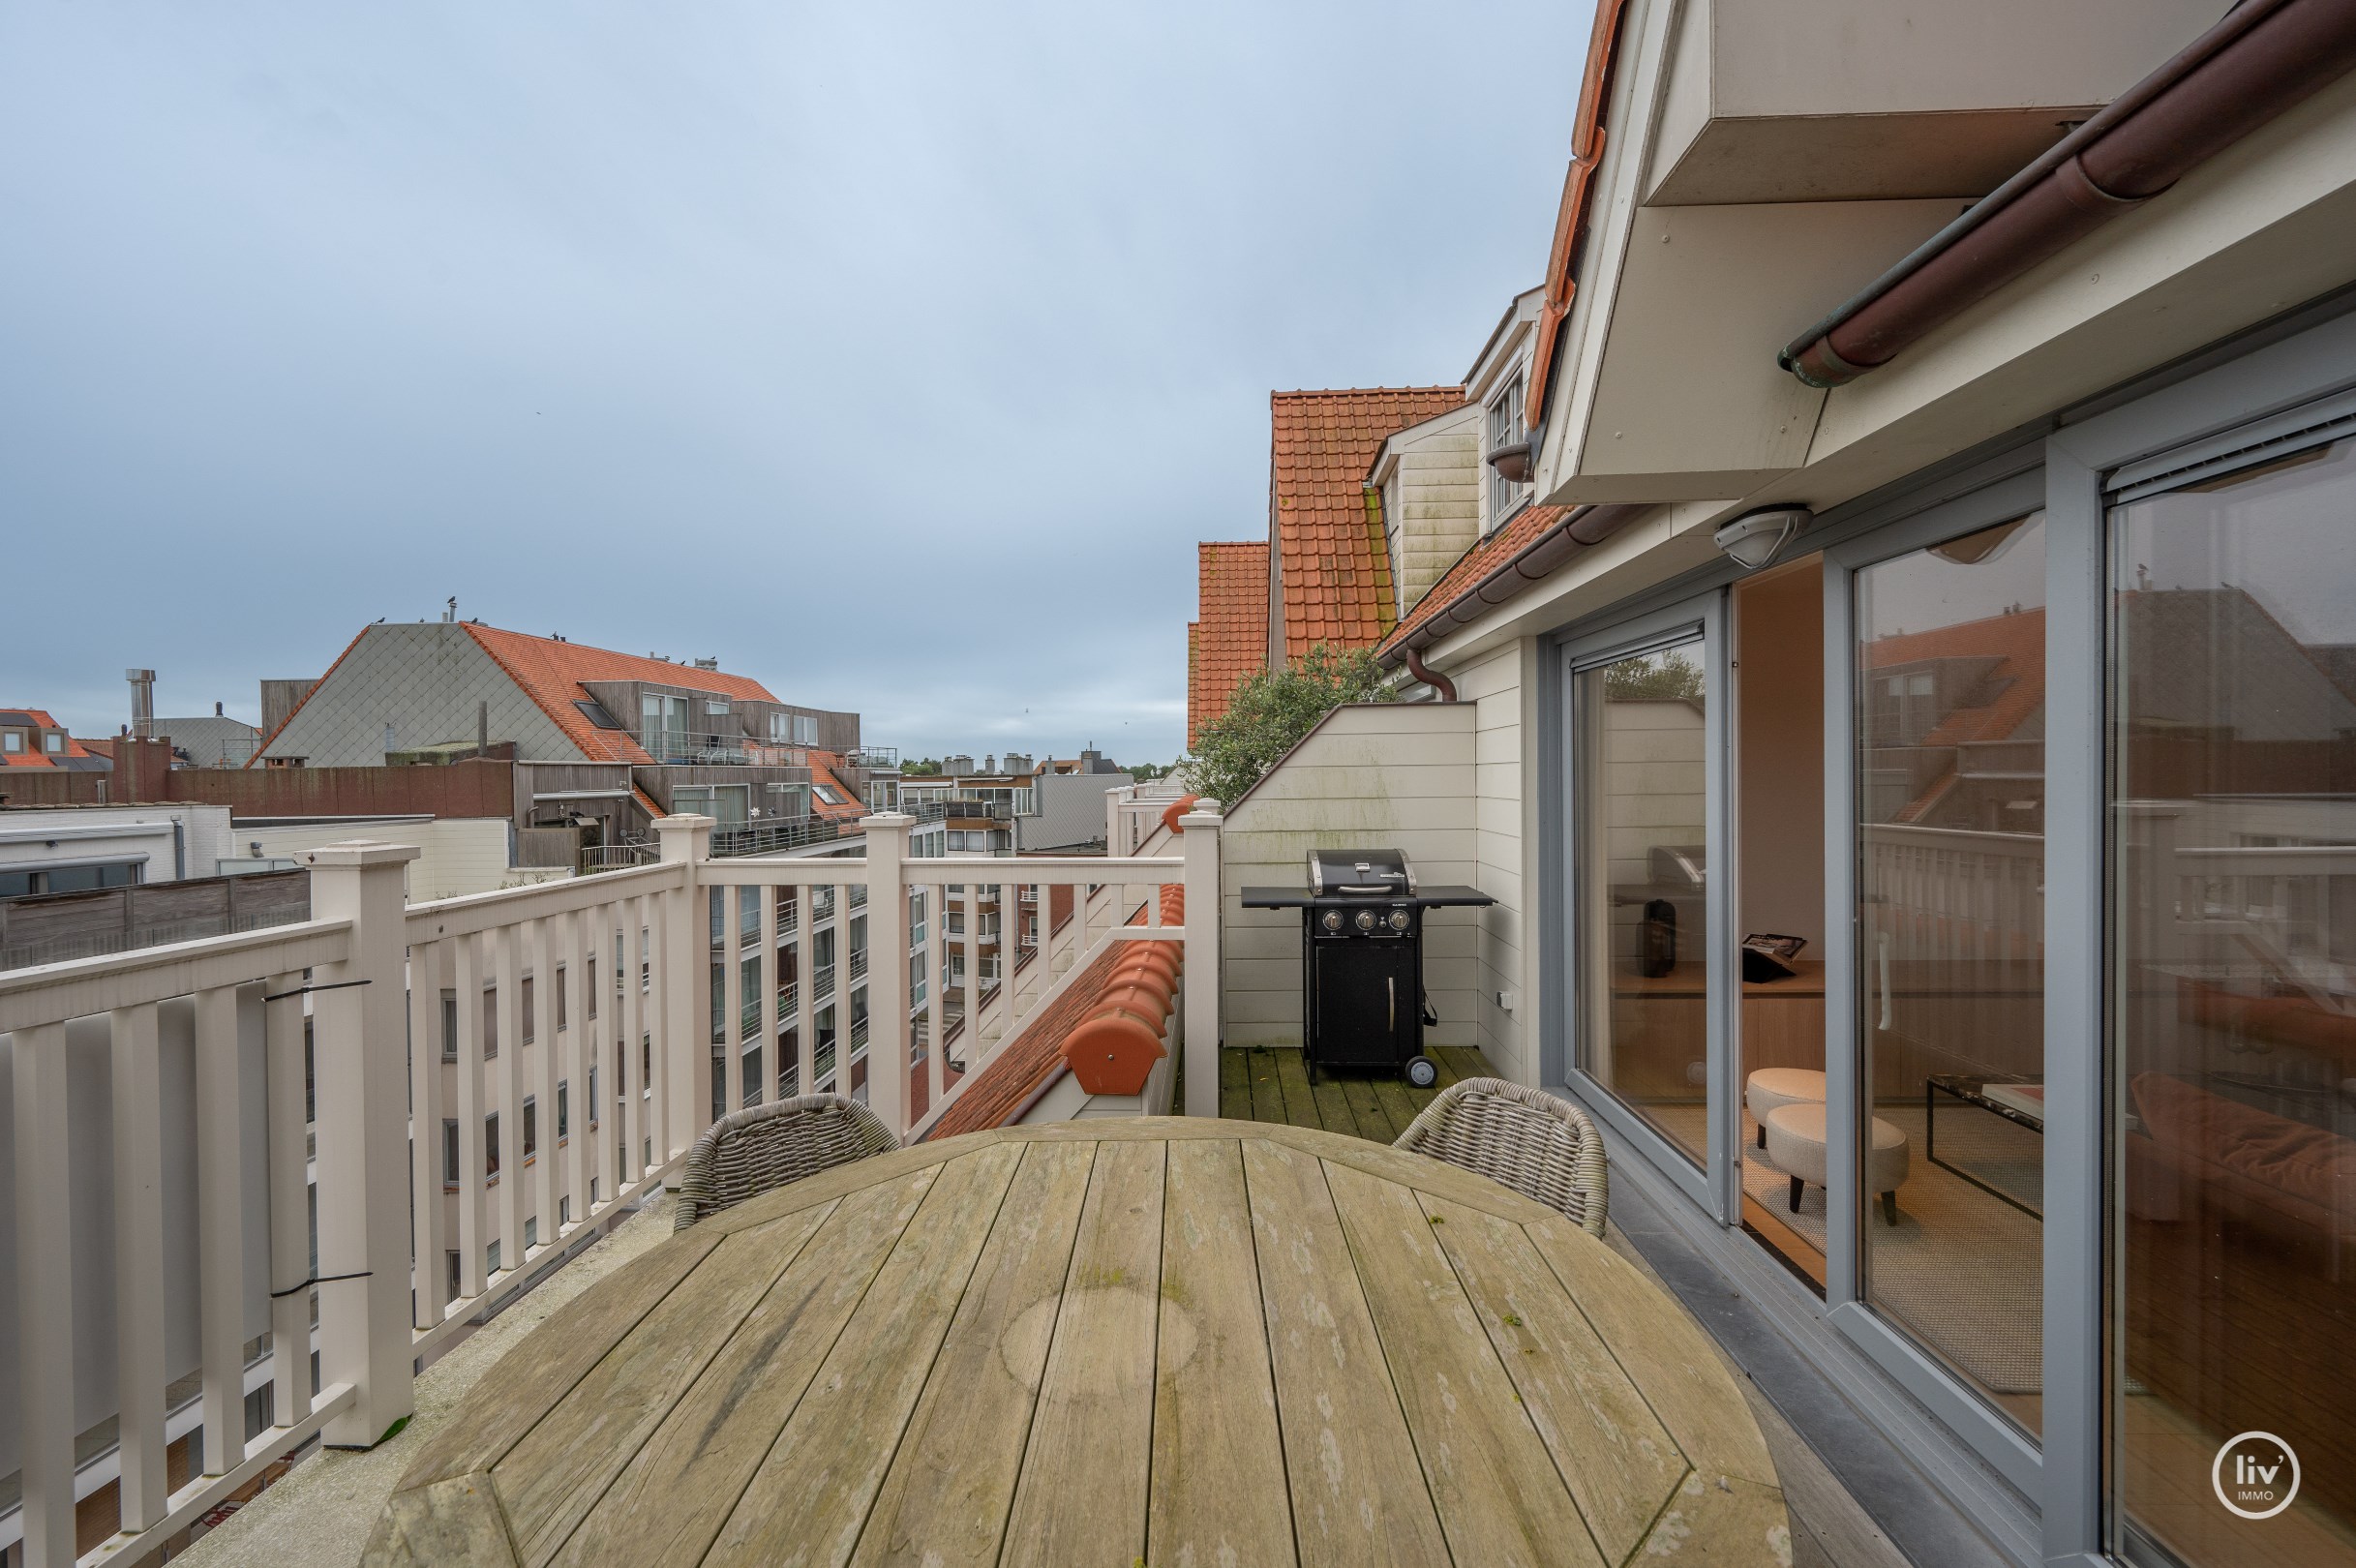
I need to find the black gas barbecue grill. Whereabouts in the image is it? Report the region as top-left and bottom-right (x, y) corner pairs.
(1242, 849), (1495, 1086)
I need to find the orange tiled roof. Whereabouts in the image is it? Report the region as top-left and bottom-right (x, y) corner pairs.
(1270, 388), (1465, 661)
(923, 945), (1123, 1140)
(1188, 541), (1270, 746)
(805, 752), (869, 821)
(0, 709), (99, 768)
(463, 624), (779, 765)
(1376, 505), (1570, 656)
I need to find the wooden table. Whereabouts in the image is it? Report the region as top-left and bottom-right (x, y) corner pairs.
(365, 1119), (1788, 1567)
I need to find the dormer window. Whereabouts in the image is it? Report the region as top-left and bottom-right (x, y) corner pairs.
(1486, 369), (1529, 529)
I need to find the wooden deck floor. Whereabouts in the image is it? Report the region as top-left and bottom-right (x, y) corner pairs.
(1216, 1044), (1496, 1144)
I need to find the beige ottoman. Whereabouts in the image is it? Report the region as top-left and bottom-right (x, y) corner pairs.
(1745, 1068), (1827, 1150)
(1763, 1103), (1912, 1224)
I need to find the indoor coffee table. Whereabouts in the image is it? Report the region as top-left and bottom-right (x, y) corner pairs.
(1925, 1074), (2044, 1218)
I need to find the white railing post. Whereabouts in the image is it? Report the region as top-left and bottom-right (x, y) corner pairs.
(13, 1019), (76, 1565)
(861, 813), (914, 1134)
(1180, 800), (1223, 1118)
(304, 840), (421, 1449)
(654, 814), (712, 1161)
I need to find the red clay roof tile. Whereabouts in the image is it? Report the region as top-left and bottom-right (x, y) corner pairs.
(1188, 541), (1271, 747)
(1269, 388), (1465, 662)
(1376, 503), (1570, 656)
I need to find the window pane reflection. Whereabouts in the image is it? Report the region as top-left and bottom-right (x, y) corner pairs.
(1579, 640), (1710, 1168)
(2110, 437), (2356, 1567)
(1855, 513), (2047, 1436)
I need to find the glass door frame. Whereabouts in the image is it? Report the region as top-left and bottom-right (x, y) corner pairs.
(1556, 591), (1739, 1224)
(1818, 466), (2053, 1500)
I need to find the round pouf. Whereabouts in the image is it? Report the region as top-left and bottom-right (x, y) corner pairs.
(1762, 1103), (1912, 1224)
(1744, 1068), (1827, 1150)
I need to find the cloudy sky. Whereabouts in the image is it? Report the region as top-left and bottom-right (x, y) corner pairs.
(3, 3), (1586, 764)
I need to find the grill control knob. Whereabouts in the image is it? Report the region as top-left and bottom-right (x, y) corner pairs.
(1320, 910), (1343, 932)
(1387, 909), (1411, 931)
(1354, 910), (1377, 932)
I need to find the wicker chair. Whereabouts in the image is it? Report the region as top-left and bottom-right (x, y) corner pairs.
(1392, 1077), (1608, 1236)
(673, 1094), (899, 1231)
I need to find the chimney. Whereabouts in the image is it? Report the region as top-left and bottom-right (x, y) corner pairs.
(126, 669), (156, 739)
(442, 596), (457, 624)
(214, 700), (224, 717)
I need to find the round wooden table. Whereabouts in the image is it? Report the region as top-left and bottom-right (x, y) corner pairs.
(366, 1119), (1788, 1567)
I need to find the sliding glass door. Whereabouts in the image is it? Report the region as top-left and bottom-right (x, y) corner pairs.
(2108, 431), (2356, 1567)
(1567, 600), (1726, 1193)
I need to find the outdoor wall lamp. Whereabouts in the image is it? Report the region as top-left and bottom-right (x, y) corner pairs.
(1714, 505), (1812, 571)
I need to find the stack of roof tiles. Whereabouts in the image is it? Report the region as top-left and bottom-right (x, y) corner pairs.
(1056, 885), (1184, 1096)
(1187, 541), (1271, 746)
(1269, 387), (1465, 661)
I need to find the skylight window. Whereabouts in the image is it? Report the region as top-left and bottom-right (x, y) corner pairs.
(574, 698), (624, 730)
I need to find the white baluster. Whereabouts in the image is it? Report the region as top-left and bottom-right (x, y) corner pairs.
(495, 923), (526, 1277)
(454, 932), (487, 1299)
(530, 915), (559, 1256)
(409, 941), (448, 1328)
(561, 910), (590, 1234)
(264, 973), (314, 1431)
(195, 982), (247, 1476)
(12, 1020), (75, 1566)
(109, 1002), (168, 1531)
(722, 881), (743, 1116)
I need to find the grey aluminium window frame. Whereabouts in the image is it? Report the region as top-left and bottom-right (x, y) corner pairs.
(1555, 592), (1735, 1224)
(2034, 302), (2356, 1568)
(1819, 465), (2052, 1501)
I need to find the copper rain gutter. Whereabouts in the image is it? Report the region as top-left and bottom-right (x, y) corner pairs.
(1383, 503), (1650, 664)
(1781, 0), (2356, 388)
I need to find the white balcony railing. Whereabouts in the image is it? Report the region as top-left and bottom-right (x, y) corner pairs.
(0, 806), (1221, 1568)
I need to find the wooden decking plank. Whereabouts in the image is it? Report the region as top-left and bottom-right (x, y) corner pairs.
(1271, 1048), (1324, 1131)
(398, 1229), (725, 1489)
(1321, 1161), (1604, 1568)
(1420, 1192), (1686, 1563)
(495, 1202), (840, 1563)
(1241, 1138), (1449, 1568)
(1308, 1070), (1359, 1138)
(852, 1142), (1098, 1567)
(1246, 1049), (1288, 1126)
(1369, 1074), (1426, 1139)
(1337, 1075), (1397, 1142)
(542, 1172), (941, 1568)
(1525, 1223), (1780, 1489)
(704, 1141), (1027, 1568)
(1001, 1140), (1165, 1568)
(1436, 1045), (1492, 1084)
(1149, 1139), (1296, 1568)
(1220, 1046), (1251, 1120)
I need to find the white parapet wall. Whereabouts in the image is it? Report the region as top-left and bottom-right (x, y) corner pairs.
(1218, 702), (1481, 1054)
(237, 817), (566, 901)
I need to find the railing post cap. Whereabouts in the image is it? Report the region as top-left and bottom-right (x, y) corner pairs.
(654, 813), (716, 831)
(860, 811), (917, 830)
(1178, 803), (1223, 827)
(304, 840), (423, 868)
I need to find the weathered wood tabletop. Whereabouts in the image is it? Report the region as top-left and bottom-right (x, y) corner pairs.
(364, 1118), (1789, 1567)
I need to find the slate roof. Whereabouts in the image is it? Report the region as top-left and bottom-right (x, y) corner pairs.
(1188, 541), (1271, 747)
(1270, 388), (1465, 661)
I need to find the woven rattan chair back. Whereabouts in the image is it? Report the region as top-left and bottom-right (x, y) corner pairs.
(1392, 1077), (1608, 1235)
(673, 1094), (899, 1231)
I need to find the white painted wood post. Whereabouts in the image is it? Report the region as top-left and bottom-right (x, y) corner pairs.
(304, 839), (421, 1450)
(1180, 801), (1223, 1118)
(655, 814), (711, 1160)
(109, 1001), (168, 1532)
(13, 1020), (76, 1564)
(194, 981), (246, 1475)
(408, 941), (448, 1327)
(529, 916), (559, 1254)
(454, 932), (487, 1298)
(560, 911), (590, 1230)
(494, 923), (525, 1277)
(861, 814), (913, 1134)
(263, 974), (314, 1432)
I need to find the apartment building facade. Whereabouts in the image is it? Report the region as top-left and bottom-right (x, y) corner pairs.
(1195, 5), (2356, 1564)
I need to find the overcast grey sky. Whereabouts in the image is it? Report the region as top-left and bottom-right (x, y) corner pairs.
(2, 3), (1586, 764)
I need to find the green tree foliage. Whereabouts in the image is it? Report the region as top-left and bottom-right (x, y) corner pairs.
(1185, 643), (1393, 809)
(1603, 650), (1704, 704)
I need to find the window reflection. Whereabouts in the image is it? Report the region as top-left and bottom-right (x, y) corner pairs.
(1579, 640), (1710, 1168)
(2110, 437), (2356, 1567)
(1854, 514), (2047, 1436)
